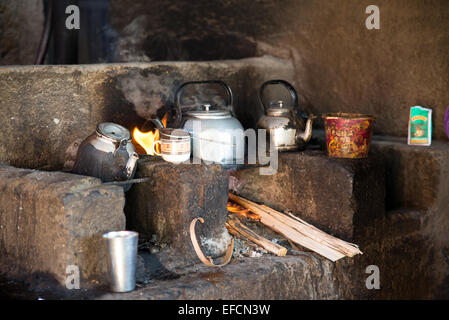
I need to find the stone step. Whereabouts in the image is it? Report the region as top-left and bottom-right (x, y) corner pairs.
(346, 208), (449, 299)
(96, 253), (341, 300)
(230, 150), (385, 241)
(125, 157), (231, 264)
(370, 137), (449, 212)
(0, 252), (346, 300)
(312, 130), (449, 211)
(0, 165), (126, 288)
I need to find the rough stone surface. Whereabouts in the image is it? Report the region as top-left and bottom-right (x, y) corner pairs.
(336, 208), (449, 299)
(125, 157), (231, 262)
(312, 132), (449, 298)
(230, 150), (385, 241)
(0, 0), (44, 65)
(0, 59), (294, 171)
(369, 137), (449, 211)
(97, 253), (340, 300)
(0, 253), (345, 300)
(109, 0), (449, 140)
(0, 165), (126, 288)
(4, 1), (449, 139)
(313, 131), (449, 211)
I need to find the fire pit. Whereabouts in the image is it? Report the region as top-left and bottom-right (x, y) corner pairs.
(0, 58), (392, 300)
(1, 58), (448, 301)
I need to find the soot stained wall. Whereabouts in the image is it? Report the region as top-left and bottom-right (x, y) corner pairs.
(1, 1), (448, 139)
(110, 0), (449, 139)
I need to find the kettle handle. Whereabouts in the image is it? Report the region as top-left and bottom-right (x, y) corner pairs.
(174, 80), (235, 119)
(259, 80), (306, 118)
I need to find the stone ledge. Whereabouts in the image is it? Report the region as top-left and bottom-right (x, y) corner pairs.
(0, 165), (126, 287)
(230, 150), (385, 241)
(96, 253), (340, 300)
(312, 130), (449, 211)
(0, 57), (294, 171)
(336, 207), (449, 300)
(370, 137), (449, 211)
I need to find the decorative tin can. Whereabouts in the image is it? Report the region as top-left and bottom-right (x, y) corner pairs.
(323, 113), (375, 159)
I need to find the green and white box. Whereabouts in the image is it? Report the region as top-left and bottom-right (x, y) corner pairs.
(408, 106), (432, 146)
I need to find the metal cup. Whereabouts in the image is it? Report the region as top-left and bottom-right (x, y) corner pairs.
(103, 231), (139, 293)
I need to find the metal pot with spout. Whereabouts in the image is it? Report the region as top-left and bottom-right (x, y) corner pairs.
(72, 122), (139, 191)
(174, 80), (244, 167)
(256, 80), (315, 151)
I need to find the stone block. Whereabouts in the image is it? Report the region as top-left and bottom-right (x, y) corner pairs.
(97, 253), (340, 300)
(313, 131), (449, 212)
(369, 137), (449, 211)
(336, 209), (445, 299)
(125, 158), (231, 261)
(0, 165), (126, 287)
(230, 150), (385, 241)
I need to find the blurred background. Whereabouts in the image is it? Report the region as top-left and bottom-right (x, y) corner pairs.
(1, 0), (449, 138)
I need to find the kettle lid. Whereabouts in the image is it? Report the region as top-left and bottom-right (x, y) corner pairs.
(96, 122), (131, 141)
(185, 104), (232, 119)
(266, 101), (291, 117)
(160, 128), (191, 139)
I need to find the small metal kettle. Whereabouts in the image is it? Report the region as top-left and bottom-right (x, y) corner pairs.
(174, 80), (244, 167)
(256, 80), (315, 151)
(72, 122), (139, 190)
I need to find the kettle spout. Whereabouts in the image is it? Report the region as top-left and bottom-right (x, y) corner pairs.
(150, 118), (165, 129)
(296, 115), (315, 143)
(124, 152), (139, 180)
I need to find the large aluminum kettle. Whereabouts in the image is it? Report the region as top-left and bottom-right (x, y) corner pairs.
(174, 80), (244, 167)
(257, 80), (315, 151)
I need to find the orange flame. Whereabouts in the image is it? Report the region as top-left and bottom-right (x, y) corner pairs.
(133, 114), (168, 155)
(227, 201), (261, 221)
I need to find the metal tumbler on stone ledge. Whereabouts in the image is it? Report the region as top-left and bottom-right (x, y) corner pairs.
(103, 231), (139, 293)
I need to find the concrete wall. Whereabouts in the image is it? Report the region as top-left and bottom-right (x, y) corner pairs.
(1, 0), (448, 139)
(109, 0), (449, 139)
(0, 0), (44, 65)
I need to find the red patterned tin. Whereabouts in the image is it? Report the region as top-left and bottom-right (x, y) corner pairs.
(323, 113), (375, 159)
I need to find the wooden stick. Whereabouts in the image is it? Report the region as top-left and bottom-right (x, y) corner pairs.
(229, 193), (361, 261)
(226, 218), (287, 257)
(282, 210), (362, 257)
(260, 205), (361, 257)
(227, 225), (269, 254)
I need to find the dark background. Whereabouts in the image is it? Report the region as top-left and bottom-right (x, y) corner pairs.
(1, 0), (448, 139)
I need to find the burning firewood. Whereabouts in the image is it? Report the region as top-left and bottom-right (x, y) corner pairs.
(226, 218), (287, 257)
(227, 202), (261, 221)
(228, 193), (362, 262)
